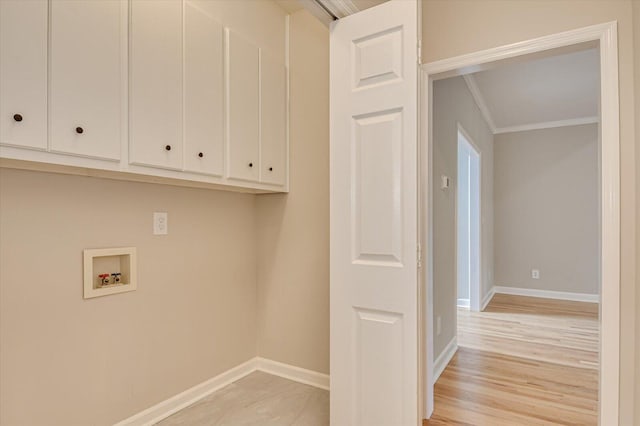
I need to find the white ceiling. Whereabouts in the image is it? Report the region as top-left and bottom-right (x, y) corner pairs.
(465, 48), (600, 134)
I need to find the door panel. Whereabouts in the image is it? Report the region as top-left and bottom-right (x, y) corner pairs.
(130, 0), (182, 170)
(260, 52), (286, 186)
(184, 1), (224, 176)
(0, 0), (48, 150)
(49, 0), (123, 161)
(330, 1), (419, 425)
(226, 29), (259, 182)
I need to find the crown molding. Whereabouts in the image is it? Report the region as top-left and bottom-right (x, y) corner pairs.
(494, 116), (599, 134)
(462, 74), (497, 133)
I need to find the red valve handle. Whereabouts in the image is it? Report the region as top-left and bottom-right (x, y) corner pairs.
(98, 274), (110, 278)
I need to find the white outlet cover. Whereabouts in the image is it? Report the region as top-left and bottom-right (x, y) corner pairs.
(532, 269), (540, 279)
(153, 212), (168, 235)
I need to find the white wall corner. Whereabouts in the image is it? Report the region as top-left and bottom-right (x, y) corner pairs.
(481, 286), (495, 311)
(462, 74), (497, 133)
(256, 357), (330, 390)
(433, 336), (458, 384)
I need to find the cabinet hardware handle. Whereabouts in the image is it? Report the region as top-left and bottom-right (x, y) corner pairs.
(13, 114), (23, 122)
(75, 127), (84, 134)
(165, 145), (171, 151)
(269, 167), (273, 171)
(248, 162), (253, 168)
(198, 152), (204, 158)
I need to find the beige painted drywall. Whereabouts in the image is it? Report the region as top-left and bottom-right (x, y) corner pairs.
(494, 124), (599, 295)
(256, 9), (330, 374)
(422, 0), (637, 421)
(634, 2), (640, 424)
(432, 76), (494, 360)
(0, 170), (257, 425)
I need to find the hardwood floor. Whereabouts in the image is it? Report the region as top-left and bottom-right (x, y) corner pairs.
(425, 294), (599, 426)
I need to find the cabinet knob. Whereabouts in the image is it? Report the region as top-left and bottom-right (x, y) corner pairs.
(248, 162), (253, 168)
(75, 127), (84, 134)
(269, 167), (273, 172)
(198, 152), (204, 158)
(165, 145), (171, 151)
(13, 114), (23, 122)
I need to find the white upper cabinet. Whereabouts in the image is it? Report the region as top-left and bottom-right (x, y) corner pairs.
(0, 0), (288, 193)
(226, 29), (260, 183)
(130, 0), (183, 170)
(184, 1), (224, 176)
(49, 0), (123, 161)
(0, 0), (48, 150)
(260, 53), (287, 186)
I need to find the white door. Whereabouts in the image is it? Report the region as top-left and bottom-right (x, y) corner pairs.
(49, 0), (123, 161)
(259, 52), (287, 186)
(130, 0), (183, 170)
(0, 0), (48, 151)
(225, 29), (260, 182)
(184, 1), (224, 176)
(330, 1), (419, 425)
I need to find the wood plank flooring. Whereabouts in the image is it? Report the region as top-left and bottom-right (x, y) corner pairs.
(425, 294), (599, 426)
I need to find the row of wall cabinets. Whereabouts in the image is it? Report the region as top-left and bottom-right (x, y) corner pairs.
(0, 0), (288, 191)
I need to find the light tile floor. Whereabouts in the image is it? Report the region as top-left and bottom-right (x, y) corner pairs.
(156, 371), (329, 426)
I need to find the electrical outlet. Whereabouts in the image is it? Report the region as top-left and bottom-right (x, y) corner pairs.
(153, 212), (168, 235)
(436, 316), (442, 335)
(531, 269), (540, 279)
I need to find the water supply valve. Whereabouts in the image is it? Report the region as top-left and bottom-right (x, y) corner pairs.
(98, 273), (110, 286)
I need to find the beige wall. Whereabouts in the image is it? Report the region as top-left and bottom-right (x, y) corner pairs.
(494, 124), (599, 295)
(634, 1), (640, 424)
(256, 9), (330, 374)
(0, 170), (257, 425)
(432, 76), (494, 359)
(422, 1), (637, 422)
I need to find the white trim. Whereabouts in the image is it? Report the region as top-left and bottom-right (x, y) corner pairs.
(480, 287), (495, 311)
(462, 75), (497, 133)
(255, 357), (330, 391)
(113, 358), (258, 426)
(113, 357), (330, 426)
(420, 21), (620, 424)
(494, 116), (599, 134)
(457, 298), (470, 308)
(433, 337), (457, 384)
(492, 286), (600, 303)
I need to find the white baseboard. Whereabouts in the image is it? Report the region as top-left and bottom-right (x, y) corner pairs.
(433, 337), (457, 384)
(492, 286), (600, 303)
(113, 358), (257, 426)
(457, 298), (470, 308)
(481, 287), (495, 311)
(256, 357), (330, 390)
(114, 357), (329, 426)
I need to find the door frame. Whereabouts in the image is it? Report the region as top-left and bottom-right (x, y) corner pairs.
(456, 123), (482, 312)
(419, 21), (620, 423)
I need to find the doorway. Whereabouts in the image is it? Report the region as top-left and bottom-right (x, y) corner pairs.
(456, 126), (480, 311)
(420, 22), (620, 424)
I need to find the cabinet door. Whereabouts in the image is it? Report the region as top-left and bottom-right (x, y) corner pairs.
(184, 1), (224, 176)
(130, 0), (182, 170)
(260, 53), (287, 186)
(226, 29), (259, 182)
(49, 0), (123, 161)
(0, 0), (48, 150)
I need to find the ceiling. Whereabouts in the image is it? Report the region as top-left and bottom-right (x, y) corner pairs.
(464, 48), (600, 134)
